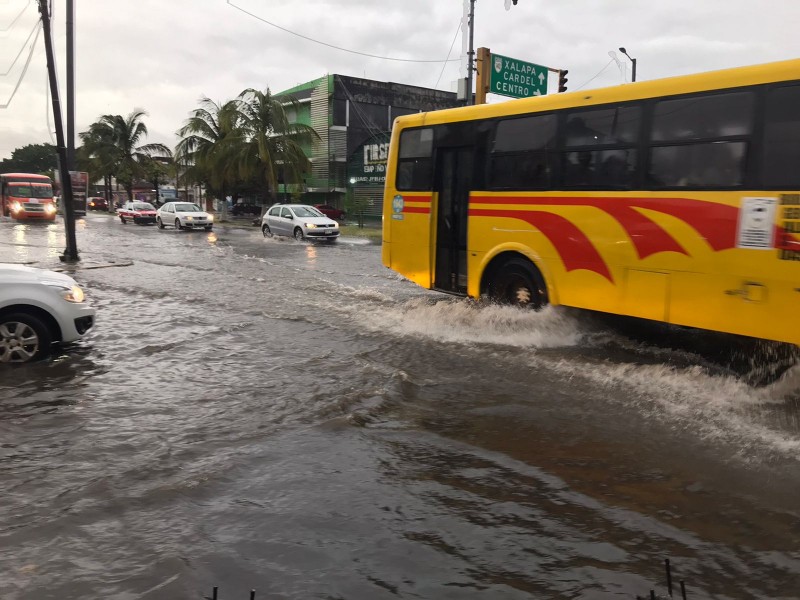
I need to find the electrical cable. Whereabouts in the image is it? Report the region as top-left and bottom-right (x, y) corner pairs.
(0, 0), (31, 32)
(226, 0), (460, 63)
(1, 21), (40, 75)
(0, 21), (41, 109)
(434, 19), (461, 90)
(574, 58), (615, 91)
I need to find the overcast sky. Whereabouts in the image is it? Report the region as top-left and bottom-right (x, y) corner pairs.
(1, 0), (799, 160)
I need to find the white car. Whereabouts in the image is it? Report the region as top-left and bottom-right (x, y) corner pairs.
(261, 204), (339, 241)
(156, 202), (214, 231)
(0, 264), (95, 363)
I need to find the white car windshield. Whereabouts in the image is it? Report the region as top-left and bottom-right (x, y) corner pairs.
(292, 206), (324, 218)
(174, 204), (201, 212)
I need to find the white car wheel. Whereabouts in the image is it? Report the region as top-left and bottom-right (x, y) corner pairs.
(175, 218), (182, 230)
(0, 312), (51, 363)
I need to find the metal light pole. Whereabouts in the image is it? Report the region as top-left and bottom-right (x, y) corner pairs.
(619, 47), (637, 82)
(465, 0), (476, 106)
(38, 0), (79, 261)
(66, 0), (75, 169)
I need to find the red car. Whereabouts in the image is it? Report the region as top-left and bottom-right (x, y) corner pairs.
(87, 196), (109, 211)
(117, 201), (157, 225)
(314, 204), (345, 221)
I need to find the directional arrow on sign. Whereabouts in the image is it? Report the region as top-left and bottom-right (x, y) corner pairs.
(539, 73), (545, 85)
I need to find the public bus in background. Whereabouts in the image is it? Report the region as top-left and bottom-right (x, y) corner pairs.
(382, 58), (800, 347)
(0, 173), (57, 221)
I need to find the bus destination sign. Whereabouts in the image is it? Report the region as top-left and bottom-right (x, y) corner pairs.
(489, 53), (548, 99)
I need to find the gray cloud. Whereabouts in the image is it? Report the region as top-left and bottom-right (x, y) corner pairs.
(1, 0), (799, 159)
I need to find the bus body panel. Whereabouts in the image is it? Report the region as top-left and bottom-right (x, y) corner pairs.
(384, 194), (435, 290)
(382, 58), (800, 347)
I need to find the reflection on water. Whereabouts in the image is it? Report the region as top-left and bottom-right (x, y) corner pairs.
(1, 214), (799, 599)
(305, 244), (317, 264)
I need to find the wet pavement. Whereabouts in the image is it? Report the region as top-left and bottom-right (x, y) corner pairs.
(1, 213), (799, 599)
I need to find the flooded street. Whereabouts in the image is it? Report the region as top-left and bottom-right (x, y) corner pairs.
(1, 214), (799, 600)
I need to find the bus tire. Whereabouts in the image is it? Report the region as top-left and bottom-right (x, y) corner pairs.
(487, 257), (548, 310)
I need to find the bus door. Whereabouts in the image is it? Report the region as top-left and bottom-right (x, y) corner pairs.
(433, 147), (472, 294)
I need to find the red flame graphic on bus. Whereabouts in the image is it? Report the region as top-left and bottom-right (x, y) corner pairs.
(469, 196), (744, 282)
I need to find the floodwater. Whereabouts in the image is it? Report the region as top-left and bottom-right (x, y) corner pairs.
(1, 214), (799, 600)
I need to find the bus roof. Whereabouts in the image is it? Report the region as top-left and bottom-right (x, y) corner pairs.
(1, 173), (52, 180)
(393, 57), (800, 128)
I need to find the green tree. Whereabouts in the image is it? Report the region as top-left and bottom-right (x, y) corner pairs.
(234, 88), (317, 205)
(80, 109), (171, 203)
(0, 143), (57, 174)
(77, 125), (117, 211)
(175, 97), (241, 208)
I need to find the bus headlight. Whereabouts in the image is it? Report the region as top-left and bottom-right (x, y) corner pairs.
(10, 201), (22, 212)
(44, 203), (56, 214)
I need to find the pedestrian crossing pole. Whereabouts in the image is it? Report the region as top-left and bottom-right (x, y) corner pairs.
(38, 0), (79, 262)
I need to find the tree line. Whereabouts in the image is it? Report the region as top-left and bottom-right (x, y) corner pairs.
(1, 86), (317, 208)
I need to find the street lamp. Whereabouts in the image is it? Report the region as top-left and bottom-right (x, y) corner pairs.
(618, 47), (637, 82)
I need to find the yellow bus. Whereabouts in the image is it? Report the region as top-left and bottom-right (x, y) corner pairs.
(381, 59), (800, 347)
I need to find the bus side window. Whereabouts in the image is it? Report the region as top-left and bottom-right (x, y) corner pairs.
(489, 113), (556, 190)
(396, 128), (434, 191)
(647, 91), (753, 189)
(761, 85), (800, 188)
(561, 105), (641, 189)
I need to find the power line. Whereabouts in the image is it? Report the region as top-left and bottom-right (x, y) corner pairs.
(434, 19), (461, 90)
(0, 21), (41, 109)
(226, 0), (460, 64)
(574, 58), (615, 91)
(1, 21), (40, 76)
(1, 0), (31, 32)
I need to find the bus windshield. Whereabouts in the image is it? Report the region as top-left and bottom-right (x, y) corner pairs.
(8, 184), (53, 199)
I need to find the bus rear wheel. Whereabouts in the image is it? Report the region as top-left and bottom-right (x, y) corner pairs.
(487, 258), (548, 310)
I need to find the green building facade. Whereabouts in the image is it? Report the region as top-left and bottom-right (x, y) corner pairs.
(275, 75), (459, 219)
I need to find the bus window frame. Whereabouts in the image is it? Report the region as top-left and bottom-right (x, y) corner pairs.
(396, 126), (435, 192)
(644, 86), (758, 191)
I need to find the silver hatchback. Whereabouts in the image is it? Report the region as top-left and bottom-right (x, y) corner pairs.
(261, 204), (339, 241)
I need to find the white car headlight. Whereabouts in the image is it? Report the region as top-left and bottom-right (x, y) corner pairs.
(45, 282), (86, 303)
(305, 223), (317, 228)
(186, 216), (193, 220)
(207, 214), (214, 222)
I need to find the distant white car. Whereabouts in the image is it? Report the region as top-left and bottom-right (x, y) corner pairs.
(261, 204), (339, 241)
(0, 264), (95, 363)
(156, 202), (214, 231)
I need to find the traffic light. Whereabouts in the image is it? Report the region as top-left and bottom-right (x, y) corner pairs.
(558, 69), (569, 93)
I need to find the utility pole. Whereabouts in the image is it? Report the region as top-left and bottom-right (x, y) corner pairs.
(66, 0), (76, 169)
(38, 0), (79, 262)
(465, 0), (476, 106)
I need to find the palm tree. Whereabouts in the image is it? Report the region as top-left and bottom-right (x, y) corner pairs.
(234, 88), (318, 206)
(81, 110), (171, 203)
(175, 97), (241, 209)
(78, 124), (117, 211)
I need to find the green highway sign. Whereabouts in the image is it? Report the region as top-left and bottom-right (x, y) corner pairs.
(489, 53), (548, 99)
